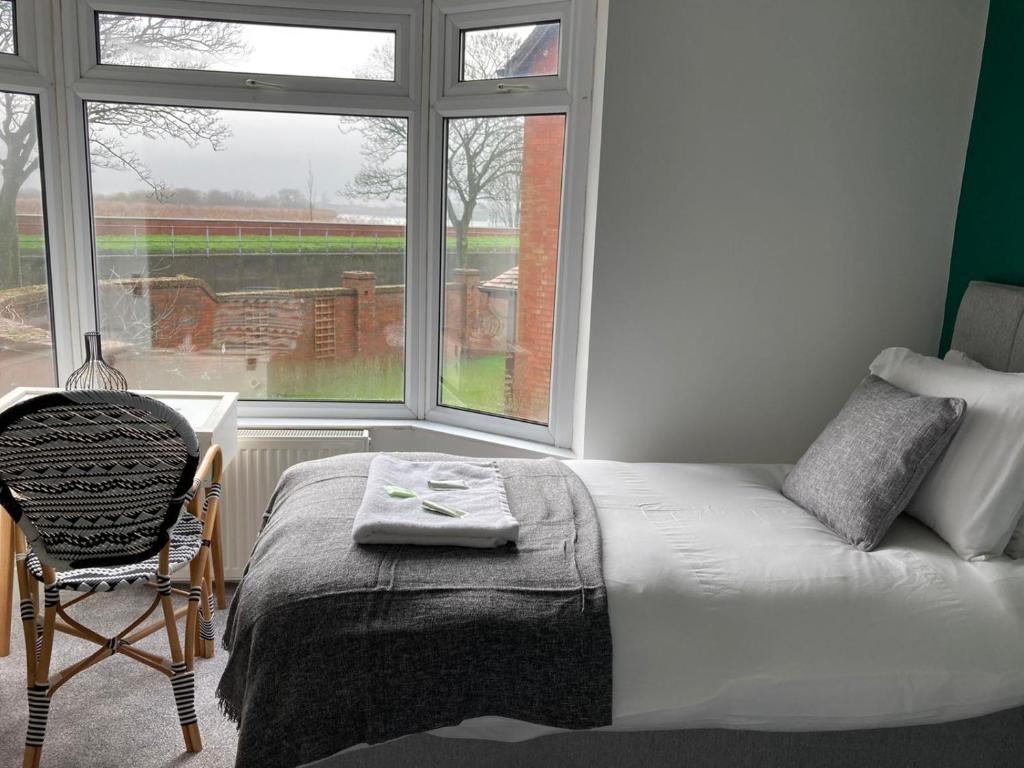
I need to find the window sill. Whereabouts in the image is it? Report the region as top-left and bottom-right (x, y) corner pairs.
(237, 416), (575, 459)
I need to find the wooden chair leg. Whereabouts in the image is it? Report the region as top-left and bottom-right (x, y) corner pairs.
(197, 567), (215, 660)
(23, 744), (42, 768)
(211, 507), (226, 610)
(159, 549), (202, 754)
(163, 587), (202, 753)
(15, 534), (38, 687)
(1, 510), (14, 658)
(23, 581), (57, 768)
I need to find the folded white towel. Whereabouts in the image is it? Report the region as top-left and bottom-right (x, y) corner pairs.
(353, 455), (518, 548)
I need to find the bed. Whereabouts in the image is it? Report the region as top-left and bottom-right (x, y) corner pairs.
(224, 281), (1024, 767)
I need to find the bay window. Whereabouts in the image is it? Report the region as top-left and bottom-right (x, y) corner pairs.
(0, 0), (597, 447)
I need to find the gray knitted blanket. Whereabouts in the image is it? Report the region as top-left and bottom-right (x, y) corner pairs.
(217, 453), (612, 768)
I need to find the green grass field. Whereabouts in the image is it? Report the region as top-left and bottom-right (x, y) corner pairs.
(15, 233), (519, 257)
(272, 353), (507, 415)
(439, 354), (507, 415)
(271, 357), (405, 401)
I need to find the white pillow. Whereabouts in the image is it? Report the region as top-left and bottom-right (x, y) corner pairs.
(943, 349), (985, 368)
(943, 348), (1024, 559)
(869, 347), (1024, 560)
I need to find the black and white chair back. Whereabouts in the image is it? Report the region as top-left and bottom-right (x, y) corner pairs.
(0, 390), (199, 571)
(0, 390), (222, 767)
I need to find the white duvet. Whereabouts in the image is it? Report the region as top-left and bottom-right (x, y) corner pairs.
(432, 461), (1024, 741)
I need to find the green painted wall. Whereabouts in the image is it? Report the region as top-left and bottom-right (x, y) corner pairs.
(941, 0), (1024, 352)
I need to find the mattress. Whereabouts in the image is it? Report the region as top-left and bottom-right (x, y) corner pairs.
(430, 461), (1024, 741)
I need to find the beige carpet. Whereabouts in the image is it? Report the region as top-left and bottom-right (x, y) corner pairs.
(1, 583), (238, 768)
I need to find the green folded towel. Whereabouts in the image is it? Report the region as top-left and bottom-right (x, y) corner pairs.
(385, 485), (417, 499)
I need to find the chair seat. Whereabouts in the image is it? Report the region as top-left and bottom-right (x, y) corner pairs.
(26, 513), (204, 593)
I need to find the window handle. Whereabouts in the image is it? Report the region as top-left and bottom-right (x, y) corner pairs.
(496, 82), (531, 93)
(243, 78), (286, 90)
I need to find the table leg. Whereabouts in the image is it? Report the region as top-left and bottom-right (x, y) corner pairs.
(0, 510), (13, 658)
(211, 507), (227, 610)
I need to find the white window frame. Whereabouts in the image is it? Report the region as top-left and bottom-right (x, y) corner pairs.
(77, 0), (416, 98)
(0, 0), (79, 383)
(0, 0), (596, 449)
(424, 0), (596, 447)
(0, 0), (43, 73)
(59, 0), (424, 420)
(442, 1), (570, 98)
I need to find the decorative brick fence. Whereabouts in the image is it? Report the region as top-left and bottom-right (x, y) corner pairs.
(94, 269), (509, 365)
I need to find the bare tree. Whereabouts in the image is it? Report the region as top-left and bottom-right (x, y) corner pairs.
(275, 188), (305, 208)
(0, 93), (37, 288)
(101, 269), (184, 349)
(0, 1), (11, 54)
(96, 14), (246, 69)
(442, 114), (523, 267)
(86, 102), (232, 204)
(0, 15), (246, 288)
(338, 32), (527, 268)
(305, 159), (316, 221)
(488, 172), (522, 229)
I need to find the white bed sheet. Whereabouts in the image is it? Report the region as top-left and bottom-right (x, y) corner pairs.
(432, 461), (1024, 741)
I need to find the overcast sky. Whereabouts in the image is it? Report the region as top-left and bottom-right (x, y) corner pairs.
(89, 108), (401, 205)
(89, 23), (402, 207)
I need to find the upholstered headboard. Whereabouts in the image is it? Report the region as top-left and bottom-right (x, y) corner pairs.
(949, 281), (1024, 372)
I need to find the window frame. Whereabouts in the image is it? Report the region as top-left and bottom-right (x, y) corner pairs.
(0, 0), (78, 384)
(443, 3), (570, 96)
(0, 0), (597, 448)
(0, 0), (42, 72)
(62, 0), (424, 419)
(75, 0), (416, 98)
(424, 0), (596, 446)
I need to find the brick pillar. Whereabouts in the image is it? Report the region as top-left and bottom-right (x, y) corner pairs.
(341, 271), (377, 356)
(512, 114), (565, 422)
(453, 268), (480, 356)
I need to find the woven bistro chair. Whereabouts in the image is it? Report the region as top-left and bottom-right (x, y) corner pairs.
(0, 390), (223, 768)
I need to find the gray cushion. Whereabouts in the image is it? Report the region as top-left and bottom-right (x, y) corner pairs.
(782, 375), (966, 551)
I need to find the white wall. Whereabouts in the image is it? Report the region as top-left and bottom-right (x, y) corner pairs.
(576, 0), (988, 463)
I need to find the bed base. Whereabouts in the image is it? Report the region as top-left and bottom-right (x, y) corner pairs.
(313, 706), (1024, 768)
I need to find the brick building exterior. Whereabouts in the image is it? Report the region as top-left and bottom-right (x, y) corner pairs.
(504, 25), (565, 423)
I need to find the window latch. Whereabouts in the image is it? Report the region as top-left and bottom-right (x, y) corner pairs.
(496, 82), (531, 93)
(243, 78), (286, 90)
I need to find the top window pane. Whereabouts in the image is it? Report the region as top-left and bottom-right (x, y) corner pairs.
(0, 1), (15, 55)
(460, 21), (559, 81)
(96, 13), (395, 81)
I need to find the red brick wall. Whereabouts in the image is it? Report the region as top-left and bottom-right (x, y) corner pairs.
(509, 113), (565, 423)
(504, 33), (565, 423)
(96, 273), (505, 368)
(375, 287), (406, 351)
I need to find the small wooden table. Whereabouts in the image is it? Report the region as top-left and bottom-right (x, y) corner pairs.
(0, 388), (238, 658)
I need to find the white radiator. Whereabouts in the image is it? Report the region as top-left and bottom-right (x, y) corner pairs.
(220, 428), (371, 579)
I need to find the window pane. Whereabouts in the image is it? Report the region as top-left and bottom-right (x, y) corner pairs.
(86, 103), (407, 401)
(460, 22), (559, 81)
(0, 92), (56, 392)
(96, 13), (395, 81)
(0, 0), (14, 55)
(439, 114), (565, 424)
